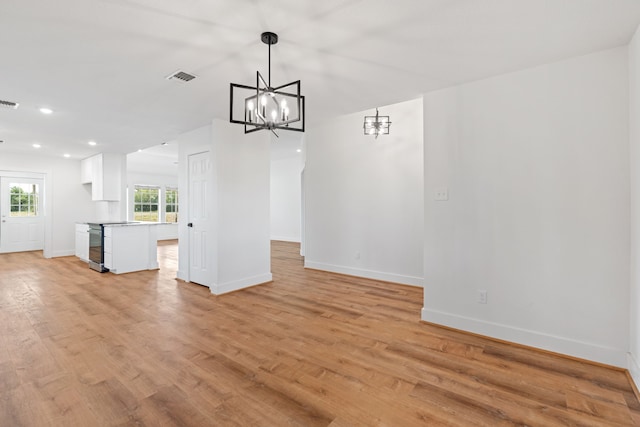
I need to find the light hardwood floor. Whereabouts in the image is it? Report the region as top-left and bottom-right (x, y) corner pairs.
(0, 240), (638, 426)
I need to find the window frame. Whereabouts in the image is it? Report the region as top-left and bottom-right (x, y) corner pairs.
(165, 186), (178, 223)
(133, 185), (161, 223)
(9, 182), (40, 217)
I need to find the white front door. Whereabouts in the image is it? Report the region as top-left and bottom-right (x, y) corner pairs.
(0, 176), (45, 253)
(188, 152), (211, 286)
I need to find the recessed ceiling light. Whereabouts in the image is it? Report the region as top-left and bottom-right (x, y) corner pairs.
(88, 140), (97, 146)
(137, 149), (143, 152)
(33, 143), (41, 148)
(161, 142), (168, 146)
(63, 154), (70, 158)
(39, 107), (53, 115)
(296, 149), (301, 153)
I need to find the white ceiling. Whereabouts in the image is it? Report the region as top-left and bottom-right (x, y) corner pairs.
(126, 142), (179, 175)
(2, 0), (640, 162)
(126, 127), (302, 175)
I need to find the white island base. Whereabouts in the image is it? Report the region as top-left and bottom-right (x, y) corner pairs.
(104, 223), (158, 274)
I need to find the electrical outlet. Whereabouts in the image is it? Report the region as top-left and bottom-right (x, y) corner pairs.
(478, 290), (488, 304)
(435, 188), (449, 201)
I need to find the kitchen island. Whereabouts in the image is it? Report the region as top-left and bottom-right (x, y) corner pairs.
(103, 222), (158, 274)
(76, 221), (159, 274)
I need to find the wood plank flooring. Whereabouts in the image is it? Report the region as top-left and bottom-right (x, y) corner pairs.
(0, 240), (638, 426)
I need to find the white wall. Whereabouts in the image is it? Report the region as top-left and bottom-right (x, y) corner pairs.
(629, 25), (640, 384)
(305, 98), (424, 286)
(127, 171), (179, 240)
(271, 154), (303, 242)
(423, 47), (630, 367)
(177, 120), (272, 294)
(270, 132), (304, 242)
(0, 152), (94, 257)
(214, 120), (272, 292)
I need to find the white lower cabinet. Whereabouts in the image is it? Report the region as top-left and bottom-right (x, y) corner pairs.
(103, 228), (113, 269)
(75, 223), (90, 262)
(104, 252), (113, 270)
(102, 224), (158, 274)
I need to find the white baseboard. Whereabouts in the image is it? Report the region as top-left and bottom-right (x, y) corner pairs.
(52, 250), (75, 258)
(422, 307), (627, 368)
(628, 353), (640, 391)
(304, 260), (423, 287)
(210, 273), (273, 295)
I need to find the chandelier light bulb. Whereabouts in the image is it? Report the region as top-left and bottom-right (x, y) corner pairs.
(247, 101), (254, 122)
(260, 95), (267, 118)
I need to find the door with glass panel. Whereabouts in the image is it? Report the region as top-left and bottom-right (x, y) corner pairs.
(0, 177), (45, 253)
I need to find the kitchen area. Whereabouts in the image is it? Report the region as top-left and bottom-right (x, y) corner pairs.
(75, 149), (177, 274)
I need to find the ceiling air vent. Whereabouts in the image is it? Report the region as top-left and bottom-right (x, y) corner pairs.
(0, 99), (19, 109)
(166, 70), (196, 83)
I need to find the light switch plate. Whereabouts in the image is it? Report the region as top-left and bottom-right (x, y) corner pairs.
(435, 188), (449, 201)
(478, 290), (487, 304)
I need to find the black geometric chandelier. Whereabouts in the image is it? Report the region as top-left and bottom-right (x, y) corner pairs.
(363, 108), (391, 138)
(230, 32), (305, 137)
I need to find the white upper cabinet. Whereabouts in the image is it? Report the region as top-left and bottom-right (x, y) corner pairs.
(80, 156), (93, 184)
(80, 153), (123, 201)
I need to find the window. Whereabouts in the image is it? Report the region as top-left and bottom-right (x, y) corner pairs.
(10, 183), (39, 217)
(165, 187), (178, 223)
(133, 185), (159, 222)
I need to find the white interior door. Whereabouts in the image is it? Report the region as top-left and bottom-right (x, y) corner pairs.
(188, 151), (211, 286)
(0, 176), (45, 253)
